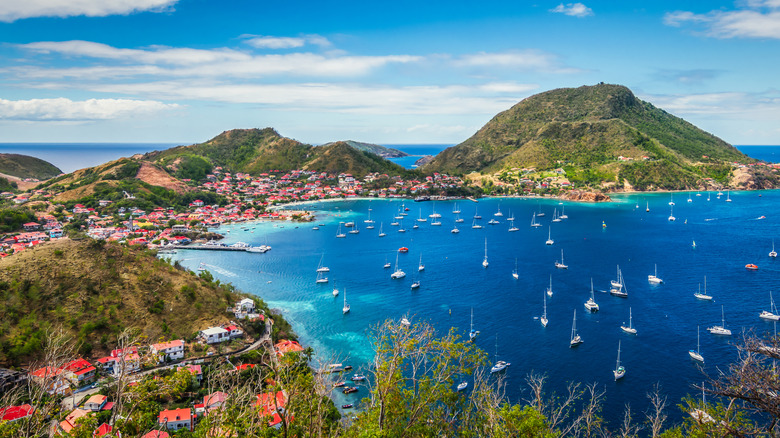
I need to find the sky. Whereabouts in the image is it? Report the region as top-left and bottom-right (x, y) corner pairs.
(1, 0), (780, 146)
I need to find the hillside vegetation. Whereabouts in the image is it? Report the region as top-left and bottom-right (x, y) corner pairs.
(0, 153), (62, 180)
(0, 238), (243, 366)
(147, 128), (413, 178)
(425, 84), (756, 190)
(320, 140), (408, 158)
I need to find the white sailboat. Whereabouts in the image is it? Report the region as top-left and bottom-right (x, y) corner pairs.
(342, 287), (350, 314)
(507, 209), (515, 221)
(560, 205), (568, 219)
(417, 208), (427, 222)
(332, 280), (339, 297)
(687, 193), (693, 203)
(668, 204), (676, 221)
(669, 194), (675, 206)
(316, 271), (329, 284)
(348, 222), (359, 234)
(410, 278), (420, 289)
(494, 204), (503, 217)
(555, 249), (568, 269)
(364, 207), (374, 224)
(451, 222), (460, 234)
(570, 309), (583, 347)
(490, 335), (510, 373)
(540, 291), (548, 327)
(378, 222), (386, 237)
(455, 214), (464, 223)
(512, 258), (519, 280)
(759, 291), (780, 321)
(452, 203), (461, 214)
(646, 201), (650, 212)
(726, 190), (732, 202)
(707, 305), (732, 335)
(429, 204), (441, 219)
(383, 256), (391, 269)
(546, 275), (553, 297)
(482, 238), (489, 268)
(694, 276), (713, 300)
(336, 223), (346, 238)
(418, 254), (425, 272)
(530, 212), (542, 227)
(391, 252), (405, 279)
(689, 326), (704, 362)
(648, 264), (663, 284)
(545, 226), (554, 245)
(469, 307), (479, 341)
(316, 254), (330, 273)
(471, 218), (483, 229)
(584, 278), (599, 312)
(620, 308), (637, 334)
(552, 208), (561, 222)
(473, 206), (481, 220)
(771, 240), (777, 258)
(613, 340), (626, 380)
(508, 219), (519, 232)
(610, 266), (628, 298)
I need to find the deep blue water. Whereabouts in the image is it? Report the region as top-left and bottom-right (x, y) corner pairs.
(737, 145), (780, 163)
(165, 191), (780, 426)
(385, 144), (451, 168)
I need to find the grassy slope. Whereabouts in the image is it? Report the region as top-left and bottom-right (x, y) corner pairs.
(0, 153), (62, 180)
(425, 84), (749, 178)
(0, 239), (242, 366)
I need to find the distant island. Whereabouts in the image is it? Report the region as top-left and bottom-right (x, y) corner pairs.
(319, 140), (409, 158)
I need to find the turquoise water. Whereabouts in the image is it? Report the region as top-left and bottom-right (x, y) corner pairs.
(167, 191), (780, 424)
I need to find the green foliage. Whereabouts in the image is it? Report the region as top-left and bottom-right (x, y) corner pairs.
(0, 207), (37, 233)
(0, 177), (17, 192)
(175, 154), (212, 181)
(0, 153), (62, 179)
(619, 160), (698, 190)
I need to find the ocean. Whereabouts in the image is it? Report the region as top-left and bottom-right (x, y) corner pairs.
(165, 191), (780, 427)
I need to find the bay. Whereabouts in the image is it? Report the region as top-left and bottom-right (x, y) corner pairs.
(166, 191), (780, 426)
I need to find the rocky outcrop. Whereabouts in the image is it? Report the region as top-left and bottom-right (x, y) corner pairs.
(414, 155), (435, 167)
(559, 190), (611, 202)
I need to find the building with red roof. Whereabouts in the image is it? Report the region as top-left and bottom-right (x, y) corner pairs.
(158, 408), (193, 432)
(274, 340), (304, 357)
(0, 404), (34, 422)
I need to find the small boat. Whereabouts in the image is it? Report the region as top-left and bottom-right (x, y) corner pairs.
(400, 317), (411, 327)
(452, 203), (461, 214)
(707, 305), (731, 335)
(342, 386), (358, 394)
(332, 281), (339, 297)
(610, 266), (628, 298)
(351, 375), (366, 381)
(746, 264), (758, 271)
(316, 254), (330, 273)
(512, 258), (519, 280)
(540, 291), (548, 327)
(726, 190), (732, 202)
(759, 291), (780, 321)
(451, 223), (460, 234)
(694, 277), (713, 300)
(336, 223), (346, 238)
(417, 209), (427, 222)
(398, 247), (409, 253)
(378, 222), (386, 237)
(488, 218), (499, 225)
(316, 271), (329, 284)
(570, 309), (583, 347)
(342, 287), (350, 314)
(312, 226), (319, 230)
(197, 262), (206, 271)
(559, 206), (568, 219)
(456, 381), (468, 391)
(646, 201), (650, 212)
(344, 221), (355, 228)
(770, 240), (777, 258)
(365, 207), (374, 224)
(546, 275), (553, 297)
(689, 326), (704, 362)
(669, 194), (675, 206)
(334, 381), (346, 388)
(668, 204), (676, 221)
(342, 404), (354, 409)
(410, 280), (420, 289)
(383, 257), (391, 269)
(555, 249), (568, 269)
(469, 308), (480, 341)
(391, 252), (406, 279)
(344, 365), (353, 370)
(545, 226), (554, 245)
(471, 218), (483, 229)
(692, 240), (697, 249)
(482, 238), (489, 268)
(620, 308), (637, 334)
(530, 212), (542, 227)
(473, 207), (482, 220)
(412, 223), (418, 229)
(648, 264), (663, 284)
(507, 219), (519, 232)
(490, 335), (510, 373)
(613, 340), (626, 380)
(494, 204), (503, 217)
(584, 279), (599, 312)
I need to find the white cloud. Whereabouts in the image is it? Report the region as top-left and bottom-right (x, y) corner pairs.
(550, 3), (593, 18)
(15, 41), (420, 78)
(0, 97), (179, 121)
(641, 90), (780, 120)
(454, 50), (581, 73)
(0, 0), (178, 22)
(243, 34), (332, 50)
(665, 2), (780, 38)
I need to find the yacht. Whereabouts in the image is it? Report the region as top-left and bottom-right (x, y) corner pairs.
(336, 223), (346, 238)
(488, 218), (499, 225)
(620, 308), (637, 334)
(546, 275), (553, 297)
(613, 341), (626, 380)
(584, 279), (599, 312)
(469, 308), (479, 341)
(316, 254), (330, 273)
(316, 271), (329, 284)
(417, 209), (427, 222)
(530, 212), (542, 227)
(552, 208), (561, 222)
(512, 258), (519, 280)
(390, 253), (405, 279)
(559, 206), (568, 219)
(759, 291), (780, 321)
(771, 240), (777, 258)
(707, 305), (732, 335)
(570, 309), (583, 347)
(410, 279), (420, 289)
(555, 249), (568, 269)
(378, 222), (386, 237)
(452, 203), (461, 214)
(689, 326), (704, 362)
(668, 204), (676, 221)
(342, 287), (350, 314)
(540, 291), (548, 327)
(364, 207), (374, 224)
(332, 281), (339, 297)
(473, 207), (482, 220)
(610, 266), (628, 298)
(348, 223), (359, 234)
(429, 205), (441, 219)
(669, 194), (675, 206)
(694, 277), (713, 300)
(455, 214), (464, 223)
(451, 223), (460, 234)
(508, 220), (519, 232)
(456, 381), (468, 391)
(482, 238), (489, 268)
(472, 218), (483, 229)
(545, 226), (554, 245)
(490, 335), (510, 373)
(418, 254), (425, 272)
(494, 204), (503, 217)
(648, 264), (663, 284)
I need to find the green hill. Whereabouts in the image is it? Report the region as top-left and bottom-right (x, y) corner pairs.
(0, 238), (246, 366)
(425, 84), (753, 190)
(0, 153), (62, 180)
(148, 128), (412, 178)
(320, 140), (408, 158)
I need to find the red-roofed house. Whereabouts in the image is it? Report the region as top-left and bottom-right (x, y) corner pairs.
(0, 404), (34, 422)
(30, 367), (70, 395)
(141, 431), (170, 438)
(59, 408), (90, 434)
(256, 391), (288, 428)
(84, 394), (108, 412)
(224, 325), (243, 338)
(150, 339), (185, 363)
(62, 358), (97, 384)
(158, 408), (193, 432)
(94, 423), (114, 437)
(274, 340), (304, 357)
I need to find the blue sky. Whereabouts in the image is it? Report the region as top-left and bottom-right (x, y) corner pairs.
(1, 0), (779, 145)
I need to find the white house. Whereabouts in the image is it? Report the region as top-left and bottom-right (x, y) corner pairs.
(150, 339), (185, 363)
(199, 327), (229, 344)
(84, 394), (108, 412)
(112, 353), (141, 376)
(237, 298), (255, 312)
(224, 325), (244, 338)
